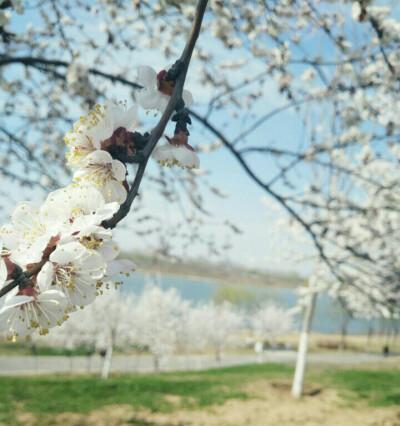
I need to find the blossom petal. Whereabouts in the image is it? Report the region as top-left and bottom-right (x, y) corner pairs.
(153, 94), (169, 113)
(0, 261), (6, 288)
(79, 251), (106, 279)
(182, 90), (193, 107)
(11, 203), (39, 228)
(111, 160), (126, 181)
(136, 89), (161, 110)
(106, 259), (136, 276)
(66, 283), (97, 307)
(0, 224), (19, 250)
(104, 180), (127, 204)
(113, 105), (138, 131)
(136, 65), (157, 89)
(98, 243), (119, 261)
(36, 290), (67, 327)
(85, 149), (113, 165)
(37, 262), (55, 292)
(50, 242), (86, 264)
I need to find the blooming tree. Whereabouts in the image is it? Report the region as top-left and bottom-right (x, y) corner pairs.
(33, 287), (136, 377)
(251, 303), (294, 346)
(0, 0), (208, 340)
(0, 0), (399, 279)
(133, 285), (189, 370)
(190, 301), (243, 362)
(0, 0), (399, 305)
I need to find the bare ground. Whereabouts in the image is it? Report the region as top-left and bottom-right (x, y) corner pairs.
(15, 380), (400, 426)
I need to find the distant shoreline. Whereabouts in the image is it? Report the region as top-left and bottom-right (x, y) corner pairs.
(136, 265), (301, 289)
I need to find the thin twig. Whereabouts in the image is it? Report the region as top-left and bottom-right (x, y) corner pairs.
(0, 258), (48, 298)
(0, 56), (143, 89)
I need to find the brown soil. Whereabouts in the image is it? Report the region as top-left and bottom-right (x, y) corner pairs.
(15, 381), (400, 426)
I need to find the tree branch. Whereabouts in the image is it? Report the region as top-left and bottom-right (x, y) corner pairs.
(0, 0), (209, 297)
(103, 0), (208, 229)
(0, 55), (143, 89)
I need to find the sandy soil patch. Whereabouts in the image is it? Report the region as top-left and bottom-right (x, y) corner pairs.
(16, 380), (400, 426)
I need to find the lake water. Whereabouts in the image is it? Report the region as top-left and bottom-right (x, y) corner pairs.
(122, 272), (397, 335)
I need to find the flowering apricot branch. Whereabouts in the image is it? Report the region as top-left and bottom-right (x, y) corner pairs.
(103, 0), (207, 228)
(0, 0), (208, 340)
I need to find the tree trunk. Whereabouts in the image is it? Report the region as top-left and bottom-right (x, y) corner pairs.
(153, 355), (160, 371)
(291, 292), (317, 398)
(215, 348), (221, 365)
(101, 332), (114, 379)
(86, 354), (92, 373)
(339, 320), (348, 350)
(69, 353), (73, 373)
(365, 322), (373, 352)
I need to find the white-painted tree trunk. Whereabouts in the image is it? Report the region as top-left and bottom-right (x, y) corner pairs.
(101, 331), (114, 380)
(291, 292), (317, 398)
(153, 355), (160, 371)
(215, 347), (222, 365)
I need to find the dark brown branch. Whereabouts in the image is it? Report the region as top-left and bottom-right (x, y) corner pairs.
(0, 56), (143, 89)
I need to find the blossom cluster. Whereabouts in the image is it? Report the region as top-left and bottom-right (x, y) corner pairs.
(0, 64), (200, 340)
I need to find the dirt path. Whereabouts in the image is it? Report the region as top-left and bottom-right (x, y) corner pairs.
(16, 380), (400, 426)
(1, 351), (389, 376)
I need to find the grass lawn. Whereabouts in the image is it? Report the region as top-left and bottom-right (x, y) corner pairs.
(0, 342), (94, 357)
(323, 368), (400, 406)
(1, 363), (399, 425)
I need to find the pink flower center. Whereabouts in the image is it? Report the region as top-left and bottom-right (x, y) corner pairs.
(157, 70), (175, 96)
(18, 286), (36, 297)
(166, 132), (195, 151)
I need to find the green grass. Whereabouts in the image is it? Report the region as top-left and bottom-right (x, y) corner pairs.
(0, 363), (398, 425)
(323, 368), (400, 407)
(0, 363), (290, 424)
(0, 342), (95, 357)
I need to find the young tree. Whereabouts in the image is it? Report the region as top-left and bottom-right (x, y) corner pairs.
(35, 286), (136, 377)
(190, 301), (243, 363)
(251, 303), (294, 347)
(291, 289), (317, 398)
(133, 285), (188, 370)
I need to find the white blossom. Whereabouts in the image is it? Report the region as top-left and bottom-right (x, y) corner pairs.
(66, 61), (96, 101)
(73, 150), (127, 204)
(0, 284), (67, 339)
(65, 103), (137, 168)
(37, 242), (106, 307)
(136, 65), (193, 112)
(0, 203), (55, 268)
(41, 183), (119, 234)
(0, 240), (7, 288)
(153, 144), (200, 169)
(153, 132), (200, 169)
